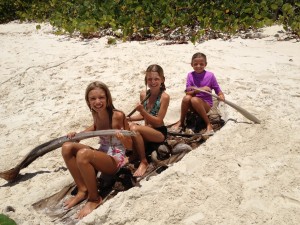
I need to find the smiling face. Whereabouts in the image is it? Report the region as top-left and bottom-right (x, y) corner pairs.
(191, 57), (207, 74)
(87, 88), (107, 112)
(85, 81), (114, 113)
(146, 71), (163, 90)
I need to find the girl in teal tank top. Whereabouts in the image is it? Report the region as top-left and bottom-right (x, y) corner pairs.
(128, 64), (170, 177)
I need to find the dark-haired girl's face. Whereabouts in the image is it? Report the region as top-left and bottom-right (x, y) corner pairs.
(146, 72), (163, 90)
(192, 57), (207, 73)
(88, 88), (107, 112)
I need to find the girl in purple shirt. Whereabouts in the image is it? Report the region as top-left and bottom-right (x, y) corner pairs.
(173, 52), (225, 135)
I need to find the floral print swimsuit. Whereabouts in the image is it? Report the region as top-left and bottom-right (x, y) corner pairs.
(99, 135), (126, 169)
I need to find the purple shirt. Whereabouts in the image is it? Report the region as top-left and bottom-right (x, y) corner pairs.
(186, 70), (222, 106)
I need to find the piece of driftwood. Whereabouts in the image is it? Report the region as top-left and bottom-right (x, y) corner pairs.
(194, 88), (261, 124)
(0, 130), (135, 182)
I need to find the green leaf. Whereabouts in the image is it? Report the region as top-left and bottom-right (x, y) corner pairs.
(0, 214), (17, 225)
(270, 4), (278, 10)
(149, 26), (154, 33)
(254, 13), (262, 19)
(243, 8), (252, 13)
(282, 3), (294, 15)
(135, 6), (142, 13)
(107, 37), (116, 45)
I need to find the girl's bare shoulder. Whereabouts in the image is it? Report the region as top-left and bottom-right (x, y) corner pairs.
(140, 90), (147, 98)
(112, 110), (126, 129)
(161, 91), (170, 101)
(113, 110), (125, 119)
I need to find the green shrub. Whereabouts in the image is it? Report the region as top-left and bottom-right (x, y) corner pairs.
(0, 0), (299, 41)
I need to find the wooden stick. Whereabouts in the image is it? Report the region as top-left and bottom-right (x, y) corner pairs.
(0, 130), (136, 182)
(194, 88), (261, 124)
(127, 91), (151, 117)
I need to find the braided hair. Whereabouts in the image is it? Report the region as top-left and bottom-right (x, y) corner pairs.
(144, 64), (166, 94)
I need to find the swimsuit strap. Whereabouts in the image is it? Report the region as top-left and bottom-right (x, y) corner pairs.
(143, 92), (162, 116)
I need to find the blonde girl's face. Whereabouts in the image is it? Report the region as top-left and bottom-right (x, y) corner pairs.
(192, 57), (207, 73)
(146, 72), (163, 89)
(88, 88), (107, 112)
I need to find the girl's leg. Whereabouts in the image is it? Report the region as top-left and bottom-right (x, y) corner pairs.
(130, 124), (165, 177)
(131, 130), (148, 177)
(190, 97), (213, 132)
(75, 149), (118, 219)
(173, 95), (192, 129)
(61, 142), (92, 209)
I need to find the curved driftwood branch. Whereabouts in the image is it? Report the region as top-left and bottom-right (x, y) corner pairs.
(0, 130), (135, 182)
(194, 88), (261, 124)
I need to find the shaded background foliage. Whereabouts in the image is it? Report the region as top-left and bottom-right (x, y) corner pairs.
(0, 0), (299, 41)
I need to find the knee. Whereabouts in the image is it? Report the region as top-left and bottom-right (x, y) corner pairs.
(61, 142), (75, 158)
(128, 125), (142, 141)
(182, 95), (192, 104)
(130, 124), (140, 133)
(181, 95), (192, 105)
(76, 148), (91, 164)
(191, 97), (202, 105)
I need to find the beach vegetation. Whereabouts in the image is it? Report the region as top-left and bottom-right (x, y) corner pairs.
(107, 37), (117, 45)
(0, 0), (299, 42)
(0, 214), (17, 225)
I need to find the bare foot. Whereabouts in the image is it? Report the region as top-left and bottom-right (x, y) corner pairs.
(64, 191), (87, 209)
(133, 161), (148, 177)
(76, 197), (102, 219)
(203, 125), (214, 136)
(171, 121), (181, 131)
(203, 130), (214, 136)
(206, 124), (214, 132)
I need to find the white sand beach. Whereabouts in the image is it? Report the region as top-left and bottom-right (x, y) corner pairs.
(0, 22), (300, 225)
